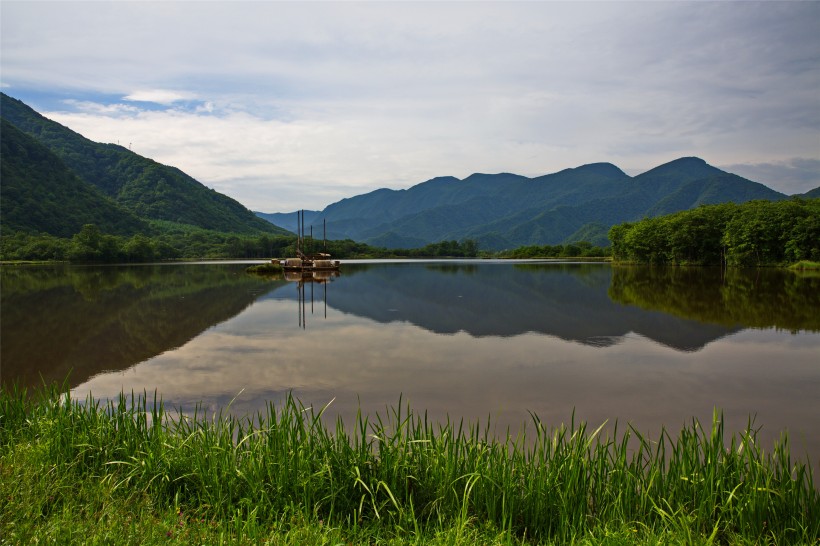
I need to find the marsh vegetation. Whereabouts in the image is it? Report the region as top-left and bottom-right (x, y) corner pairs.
(2, 387), (818, 544)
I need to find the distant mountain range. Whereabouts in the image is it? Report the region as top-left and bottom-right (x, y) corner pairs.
(254, 210), (320, 235)
(1, 93), (289, 237)
(1, 92), (811, 249)
(258, 158), (808, 250)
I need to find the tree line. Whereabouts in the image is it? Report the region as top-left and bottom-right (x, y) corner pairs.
(608, 198), (819, 266)
(9, 198), (814, 265)
(499, 241), (611, 259)
(0, 225), (483, 263)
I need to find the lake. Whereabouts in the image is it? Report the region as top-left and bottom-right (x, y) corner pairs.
(2, 260), (819, 464)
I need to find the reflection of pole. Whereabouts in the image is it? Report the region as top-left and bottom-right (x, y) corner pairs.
(293, 274), (335, 328)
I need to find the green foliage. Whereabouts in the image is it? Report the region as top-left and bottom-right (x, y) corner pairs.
(2, 387), (818, 544)
(0, 222), (482, 263)
(0, 119), (148, 237)
(609, 199), (819, 266)
(395, 239), (480, 258)
(499, 241), (610, 259)
(1, 93), (288, 236)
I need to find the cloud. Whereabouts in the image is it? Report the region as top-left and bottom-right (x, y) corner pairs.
(123, 89), (198, 105)
(3, 1), (818, 208)
(720, 158), (820, 195)
(62, 99), (141, 116)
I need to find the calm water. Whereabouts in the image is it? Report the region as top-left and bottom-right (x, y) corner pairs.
(2, 260), (819, 463)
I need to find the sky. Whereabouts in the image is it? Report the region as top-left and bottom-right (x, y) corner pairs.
(2, 1), (819, 213)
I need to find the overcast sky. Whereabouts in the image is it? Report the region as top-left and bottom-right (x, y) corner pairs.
(2, 1), (819, 212)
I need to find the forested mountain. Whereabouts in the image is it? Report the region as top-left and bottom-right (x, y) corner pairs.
(1, 119), (148, 237)
(260, 157), (788, 250)
(801, 187), (820, 198)
(1, 93), (288, 236)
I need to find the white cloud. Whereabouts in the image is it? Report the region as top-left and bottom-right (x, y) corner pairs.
(3, 1), (818, 209)
(720, 158), (820, 195)
(123, 89), (198, 105)
(62, 99), (141, 116)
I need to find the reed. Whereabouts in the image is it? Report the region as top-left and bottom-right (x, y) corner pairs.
(1, 386), (818, 544)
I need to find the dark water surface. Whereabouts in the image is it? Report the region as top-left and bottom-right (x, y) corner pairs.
(3, 260), (818, 463)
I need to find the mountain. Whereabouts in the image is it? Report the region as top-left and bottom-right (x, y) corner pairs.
(1, 93), (289, 236)
(259, 157), (788, 250)
(1, 119), (148, 237)
(800, 187), (820, 198)
(254, 210), (317, 234)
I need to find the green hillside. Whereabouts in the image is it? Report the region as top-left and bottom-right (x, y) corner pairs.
(1, 93), (287, 236)
(291, 157), (788, 251)
(801, 187), (820, 198)
(1, 119), (147, 237)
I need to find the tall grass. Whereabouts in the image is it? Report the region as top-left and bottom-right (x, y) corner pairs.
(2, 385), (818, 544)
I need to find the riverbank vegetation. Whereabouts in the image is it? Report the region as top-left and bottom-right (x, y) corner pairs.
(498, 241), (611, 259)
(3, 198), (816, 266)
(0, 224), (485, 263)
(609, 198), (819, 266)
(2, 386), (817, 544)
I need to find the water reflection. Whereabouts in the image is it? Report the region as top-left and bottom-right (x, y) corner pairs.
(609, 265), (820, 332)
(284, 269), (340, 328)
(0, 264), (280, 389)
(323, 262), (738, 350)
(2, 261), (818, 466)
(4, 261), (818, 392)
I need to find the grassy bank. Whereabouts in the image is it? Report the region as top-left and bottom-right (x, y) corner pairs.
(789, 260), (820, 270)
(1, 387), (818, 545)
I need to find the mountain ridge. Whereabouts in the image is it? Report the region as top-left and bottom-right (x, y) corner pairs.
(258, 156), (788, 249)
(0, 93), (795, 250)
(1, 93), (289, 237)
(1, 119), (149, 237)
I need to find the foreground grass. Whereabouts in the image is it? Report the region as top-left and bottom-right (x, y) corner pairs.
(1, 387), (818, 545)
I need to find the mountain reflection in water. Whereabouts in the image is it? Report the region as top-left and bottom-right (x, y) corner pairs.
(322, 262), (741, 350)
(3, 261), (818, 467)
(1, 264), (282, 389)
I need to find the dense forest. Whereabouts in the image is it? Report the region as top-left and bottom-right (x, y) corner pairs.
(0, 224), (485, 263)
(0, 120), (148, 237)
(1, 93), (288, 236)
(608, 198), (820, 266)
(498, 241), (610, 259)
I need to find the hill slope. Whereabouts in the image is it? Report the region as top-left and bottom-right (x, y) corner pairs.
(1, 93), (288, 236)
(1, 119), (147, 237)
(267, 157), (787, 250)
(254, 210), (316, 235)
